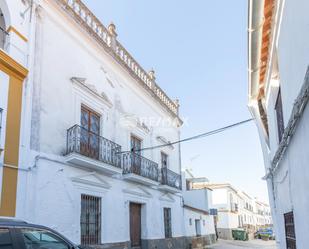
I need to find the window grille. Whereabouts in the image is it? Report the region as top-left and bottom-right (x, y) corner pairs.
(81, 194), (102, 245)
(284, 211), (296, 249)
(164, 208), (172, 238)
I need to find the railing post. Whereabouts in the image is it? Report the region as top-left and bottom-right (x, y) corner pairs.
(108, 22), (117, 51)
(174, 99), (180, 116)
(148, 69), (156, 90)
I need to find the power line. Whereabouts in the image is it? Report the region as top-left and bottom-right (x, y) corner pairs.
(120, 118), (254, 154)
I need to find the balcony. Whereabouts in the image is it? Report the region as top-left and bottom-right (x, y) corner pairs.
(65, 125), (122, 175)
(122, 152), (159, 186)
(158, 167), (182, 193)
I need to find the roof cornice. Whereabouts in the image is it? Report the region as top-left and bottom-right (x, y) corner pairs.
(53, 0), (182, 123)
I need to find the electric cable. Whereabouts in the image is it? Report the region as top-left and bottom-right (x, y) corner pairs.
(119, 118), (254, 154)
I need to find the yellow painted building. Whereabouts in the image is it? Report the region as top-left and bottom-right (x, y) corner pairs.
(0, 0), (29, 217)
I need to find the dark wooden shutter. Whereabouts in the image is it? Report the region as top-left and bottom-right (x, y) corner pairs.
(80, 106), (100, 160)
(284, 211), (296, 249)
(275, 89), (285, 142)
(130, 136), (142, 174)
(164, 208), (172, 238)
(161, 152), (168, 168)
(81, 194), (102, 245)
(131, 135), (142, 154)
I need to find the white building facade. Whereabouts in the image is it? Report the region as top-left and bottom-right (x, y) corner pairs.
(0, 0), (188, 249)
(248, 0), (309, 248)
(188, 180), (273, 240)
(183, 183), (216, 247)
(206, 184), (241, 240)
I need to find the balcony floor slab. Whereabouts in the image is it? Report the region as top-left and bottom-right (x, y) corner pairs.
(64, 152), (122, 176)
(122, 173), (159, 186)
(157, 184), (182, 194)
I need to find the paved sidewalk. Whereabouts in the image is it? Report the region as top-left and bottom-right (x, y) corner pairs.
(207, 239), (277, 249)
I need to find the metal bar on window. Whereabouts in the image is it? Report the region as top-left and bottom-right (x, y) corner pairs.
(81, 194), (102, 245)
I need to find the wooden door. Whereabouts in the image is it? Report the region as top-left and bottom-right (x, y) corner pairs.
(80, 106), (100, 160)
(130, 203), (141, 247)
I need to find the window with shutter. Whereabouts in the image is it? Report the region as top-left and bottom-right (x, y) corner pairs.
(161, 152), (168, 169)
(80, 106), (100, 160)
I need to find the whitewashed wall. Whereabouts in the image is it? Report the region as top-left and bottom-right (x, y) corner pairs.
(28, 1), (181, 170)
(13, 0), (184, 246)
(184, 208), (215, 237)
(253, 0), (309, 248)
(216, 212), (238, 229)
(20, 158), (184, 244)
(183, 189), (211, 212)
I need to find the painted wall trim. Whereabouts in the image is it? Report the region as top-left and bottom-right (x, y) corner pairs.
(0, 50), (28, 80)
(7, 26), (28, 43)
(0, 51), (28, 217)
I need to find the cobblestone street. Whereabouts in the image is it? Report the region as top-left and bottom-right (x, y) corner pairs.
(207, 239), (277, 249)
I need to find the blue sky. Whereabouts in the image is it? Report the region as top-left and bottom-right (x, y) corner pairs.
(84, 0), (269, 202)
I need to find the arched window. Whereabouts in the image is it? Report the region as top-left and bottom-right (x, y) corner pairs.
(0, 9), (7, 49)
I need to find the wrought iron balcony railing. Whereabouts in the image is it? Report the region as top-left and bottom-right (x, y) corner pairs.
(122, 152), (159, 182)
(161, 167), (182, 190)
(66, 124), (121, 168)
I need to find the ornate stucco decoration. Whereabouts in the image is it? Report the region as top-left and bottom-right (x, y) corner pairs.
(119, 114), (151, 134)
(122, 186), (152, 198)
(71, 77), (113, 108)
(54, 0), (182, 122)
(156, 136), (174, 150)
(71, 172), (111, 189)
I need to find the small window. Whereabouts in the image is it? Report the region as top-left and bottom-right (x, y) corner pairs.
(275, 89), (285, 143)
(81, 194), (102, 245)
(0, 228), (13, 249)
(161, 152), (168, 168)
(164, 208), (172, 238)
(284, 211), (296, 249)
(21, 228), (70, 249)
(189, 218), (192, 226)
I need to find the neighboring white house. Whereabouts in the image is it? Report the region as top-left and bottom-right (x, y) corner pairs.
(0, 0), (188, 249)
(254, 200), (272, 228)
(248, 0), (309, 248)
(238, 191), (255, 230)
(187, 179), (273, 240)
(203, 183), (241, 240)
(183, 178), (216, 248)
